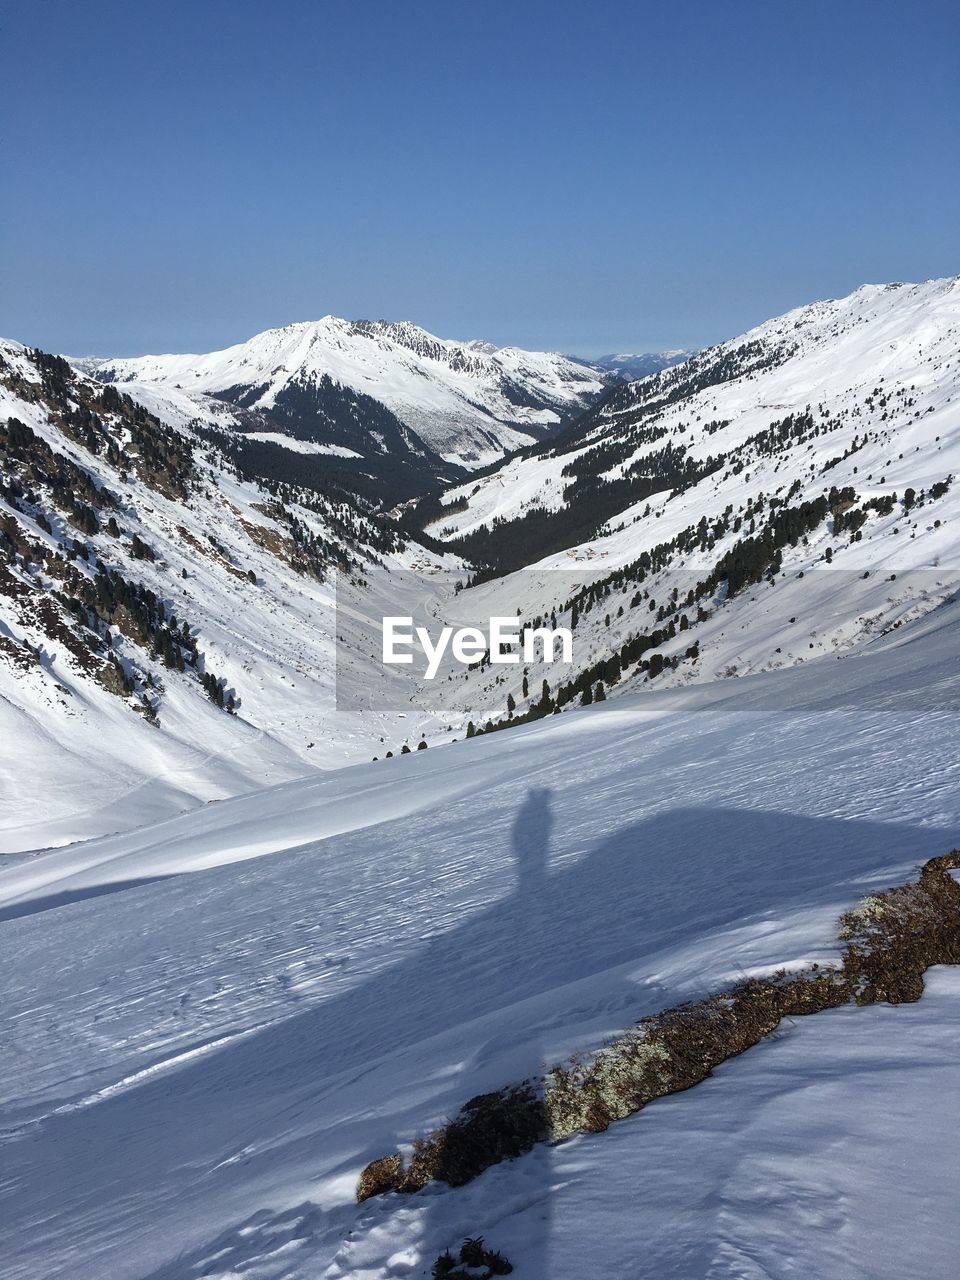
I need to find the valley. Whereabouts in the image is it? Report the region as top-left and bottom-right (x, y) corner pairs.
(2, 276), (960, 1278)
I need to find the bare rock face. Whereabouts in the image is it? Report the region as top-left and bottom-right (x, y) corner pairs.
(97, 657), (128, 697)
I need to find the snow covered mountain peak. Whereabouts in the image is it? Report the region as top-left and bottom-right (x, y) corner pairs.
(80, 317), (610, 472)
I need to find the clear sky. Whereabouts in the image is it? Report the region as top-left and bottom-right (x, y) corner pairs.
(4, 0), (958, 357)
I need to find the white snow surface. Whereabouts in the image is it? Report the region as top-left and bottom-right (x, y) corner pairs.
(240, 433), (363, 457)
(3, 594), (960, 1279)
(77, 318), (607, 468)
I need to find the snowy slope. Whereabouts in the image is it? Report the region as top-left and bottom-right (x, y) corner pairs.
(3, 593), (960, 1279)
(79, 318), (609, 471)
(410, 276), (960, 721)
(438, 277), (960, 538)
(0, 341), (464, 853)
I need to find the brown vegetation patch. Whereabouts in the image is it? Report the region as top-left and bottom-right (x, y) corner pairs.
(358, 851), (960, 1202)
(432, 1237), (513, 1277)
(0, 633), (35, 672)
(236, 513), (297, 564)
(33, 598), (102, 673)
(355, 1154), (404, 1203)
(175, 525), (248, 580)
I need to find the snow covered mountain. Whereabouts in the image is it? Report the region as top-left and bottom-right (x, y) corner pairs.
(78, 318), (610, 483)
(435, 277), (960, 553)
(405, 277), (960, 721)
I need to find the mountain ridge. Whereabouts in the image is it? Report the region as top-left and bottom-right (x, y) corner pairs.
(431, 274), (960, 565)
(77, 317), (611, 482)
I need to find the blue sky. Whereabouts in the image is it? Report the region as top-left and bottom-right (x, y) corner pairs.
(4, 0), (958, 356)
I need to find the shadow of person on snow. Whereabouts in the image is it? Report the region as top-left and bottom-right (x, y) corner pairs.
(418, 786), (556, 1273)
(14, 801), (958, 1280)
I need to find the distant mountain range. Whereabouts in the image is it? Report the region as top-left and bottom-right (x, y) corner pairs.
(574, 349), (696, 380)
